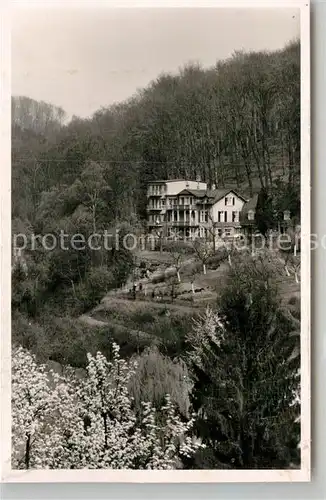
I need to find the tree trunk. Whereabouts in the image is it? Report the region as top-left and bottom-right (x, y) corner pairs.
(287, 133), (294, 187)
(92, 203), (97, 234)
(212, 233), (216, 253)
(244, 161), (253, 197)
(25, 433), (31, 469)
(103, 412), (108, 449)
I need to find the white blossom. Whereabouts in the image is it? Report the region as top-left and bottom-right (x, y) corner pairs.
(12, 343), (203, 469)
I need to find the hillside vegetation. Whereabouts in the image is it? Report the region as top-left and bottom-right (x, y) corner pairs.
(12, 40), (299, 224)
(11, 40), (301, 470)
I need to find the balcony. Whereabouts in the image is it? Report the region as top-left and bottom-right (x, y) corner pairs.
(146, 206), (166, 212)
(176, 204), (197, 210)
(147, 190), (166, 197)
(171, 220), (198, 227)
(214, 221), (240, 227)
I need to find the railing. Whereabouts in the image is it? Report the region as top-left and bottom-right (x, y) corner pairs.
(170, 221), (198, 227)
(146, 206), (165, 211)
(175, 204), (197, 210)
(212, 221), (241, 227)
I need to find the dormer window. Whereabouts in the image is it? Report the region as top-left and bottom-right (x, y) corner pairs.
(284, 210), (291, 221)
(248, 210), (255, 221)
(225, 196), (235, 206)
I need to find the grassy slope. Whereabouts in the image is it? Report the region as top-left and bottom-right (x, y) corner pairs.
(79, 249), (300, 350)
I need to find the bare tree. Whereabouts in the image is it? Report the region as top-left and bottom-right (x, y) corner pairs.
(191, 238), (214, 275)
(163, 240), (191, 282)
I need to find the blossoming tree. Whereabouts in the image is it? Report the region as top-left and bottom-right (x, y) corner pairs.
(12, 343), (202, 469)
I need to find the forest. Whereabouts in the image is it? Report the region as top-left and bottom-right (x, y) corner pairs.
(11, 40), (301, 470)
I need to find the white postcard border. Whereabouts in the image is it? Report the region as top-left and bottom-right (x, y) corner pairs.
(1, 0), (310, 483)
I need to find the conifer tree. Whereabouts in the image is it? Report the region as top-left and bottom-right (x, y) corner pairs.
(186, 258), (300, 469)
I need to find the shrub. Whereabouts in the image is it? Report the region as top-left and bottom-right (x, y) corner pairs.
(151, 272), (166, 284)
(129, 346), (191, 417)
(12, 344), (203, 469)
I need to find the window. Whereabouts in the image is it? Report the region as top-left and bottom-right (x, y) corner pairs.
(185, 197), (189, 205)
(217, 228), (223, 237)
(232, 211), (238, 222)
(205, 211), (208, 222)
(161, 199), (165, 207)
(225, 228), (232, 237)
(218, 211), (223, 223)
(224, 211), (228, 223)
(225, 196), (235, 206)
(248, 210), (255, 221)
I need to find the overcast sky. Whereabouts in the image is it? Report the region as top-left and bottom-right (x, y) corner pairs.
(12, 7), (300, 119)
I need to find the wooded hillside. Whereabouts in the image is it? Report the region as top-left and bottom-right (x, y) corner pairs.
(12, 40), (300, 225)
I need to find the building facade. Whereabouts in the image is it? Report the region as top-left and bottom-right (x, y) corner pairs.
(147, 179), (254, 239)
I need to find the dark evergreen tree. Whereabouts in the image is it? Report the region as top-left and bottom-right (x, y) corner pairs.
(185, 257), (300, 469)
(255, 187), (276, 236)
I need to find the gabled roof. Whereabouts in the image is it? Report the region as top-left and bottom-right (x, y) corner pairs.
(241, 193), (259, 216)
(175, 188), (248, 202)
(212, 189), (248, 204)
(240, 193), (259, 225)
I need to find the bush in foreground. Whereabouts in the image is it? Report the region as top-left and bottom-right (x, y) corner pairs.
(12, 344), (203, 469)
(186, 257), (300, 469)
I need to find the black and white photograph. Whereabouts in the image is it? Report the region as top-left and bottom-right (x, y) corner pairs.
(2, 0), (310, 482)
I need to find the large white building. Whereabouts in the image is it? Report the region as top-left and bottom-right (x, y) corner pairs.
(146, 179), (256, 239)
